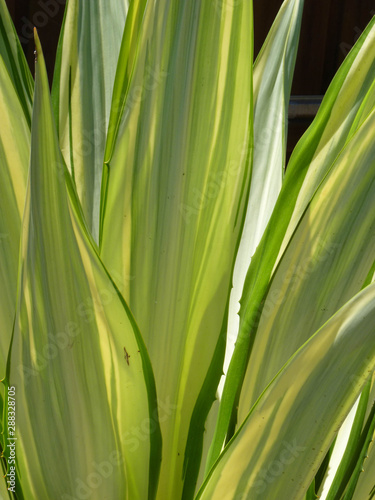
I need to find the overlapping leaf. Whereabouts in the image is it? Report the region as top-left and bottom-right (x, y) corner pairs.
(0, 56), (29, 408)
(225, 0), (304, 372)
(1, 1), (375, 499)
(317, 366), (375, 498)
(238, 105), (375, 419)
(0, 470), (10, 500)
(198, 282), (375, 499)
(351, 435), (375, 500)
(100, 1), (254, 497)
(103, 0), (147, 168)
(0, 0), (33, 124)
(208, 15), (375, 467)
(52, 0), (129, 241)
(3, 32), (161, 500)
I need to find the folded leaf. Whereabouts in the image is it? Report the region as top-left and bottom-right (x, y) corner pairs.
(3, 31), (161, 500)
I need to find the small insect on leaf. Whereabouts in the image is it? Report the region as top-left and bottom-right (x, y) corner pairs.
(123, 347), (130, 365)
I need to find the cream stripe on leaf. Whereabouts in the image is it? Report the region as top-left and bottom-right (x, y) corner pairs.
(100, 1), (253, 498)
(2, 31), (161, 500)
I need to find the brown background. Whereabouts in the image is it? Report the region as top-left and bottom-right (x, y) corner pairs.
(255, 0), (374, 95)
(4, 0), (375, 151)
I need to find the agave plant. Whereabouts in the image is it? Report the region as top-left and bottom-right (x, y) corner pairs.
(1, 0), (375, 498)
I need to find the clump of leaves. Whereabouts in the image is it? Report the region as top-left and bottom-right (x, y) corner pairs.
(1, 0), (375, 499)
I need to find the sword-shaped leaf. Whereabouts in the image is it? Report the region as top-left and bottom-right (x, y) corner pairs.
(2, 31), (161, 500)
(100, 1), (254, 497)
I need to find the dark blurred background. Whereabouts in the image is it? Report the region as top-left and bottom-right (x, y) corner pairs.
(4, 0), (375, 154)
